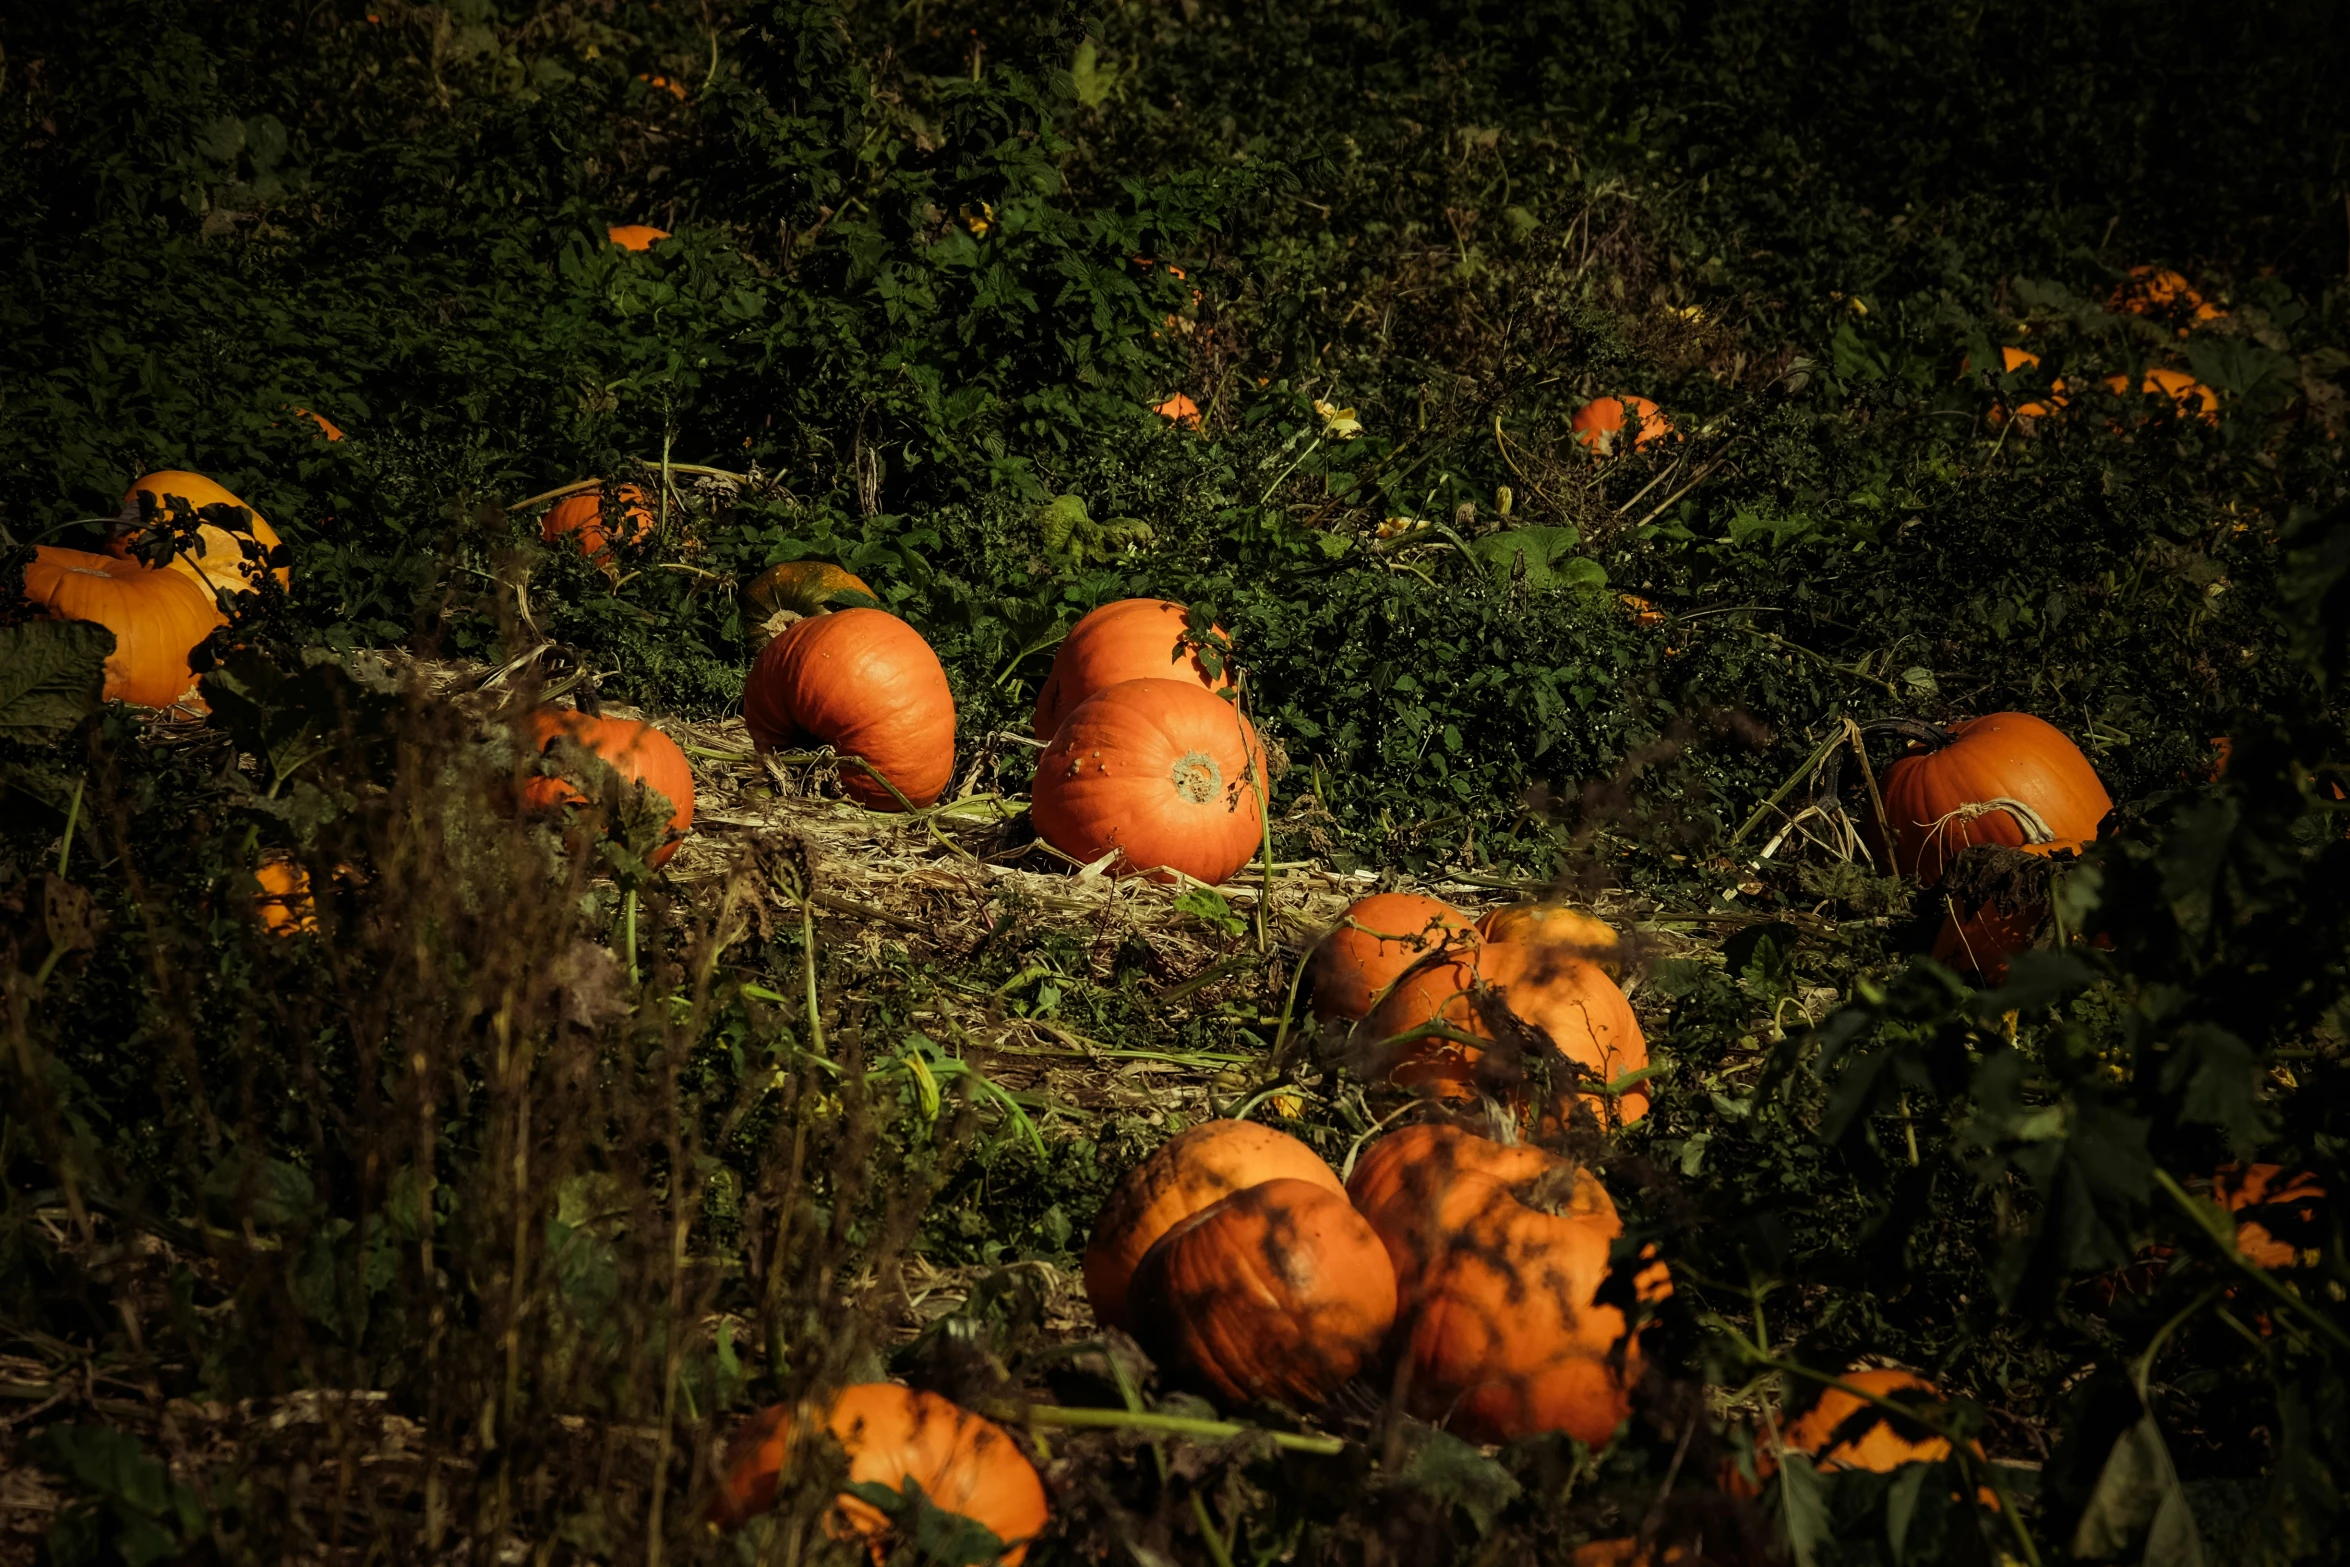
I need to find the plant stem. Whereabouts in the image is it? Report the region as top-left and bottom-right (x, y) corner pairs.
(2153, 1168), (2350, 1353)
(1009, 1404), (1345, 1454)
(623, 887), (640, 988)
(55, 775), (83, 877)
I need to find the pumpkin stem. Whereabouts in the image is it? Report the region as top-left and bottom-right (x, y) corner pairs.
(1925, 795), (2059, 847)
(1168, 749), (1223, 804)
(1858, 716), (1958, 753)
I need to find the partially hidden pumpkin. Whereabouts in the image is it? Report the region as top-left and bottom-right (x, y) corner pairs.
(1738, 1368), (1991, 1507)
(114, 470), (290, 597)
(1032, 599), (1233, 741)
(1348, 1124), (1667, 1446)
(1571, 396), (1672, 455)
(742, 608), (957, 810)
(1880, 713), (2112, 886)
(23, 546), (225, 708)
(291, 407), (344, 441)
(542, 483), (655, 565)
(1130, 1177), (1397, 1408)
(1030, 677), (1263, 885)
(713, 1383), (1048, 1564)
(608, 224), (671, 251)
(2214, 1164), (2325, 1271)
(744, 561), (878, 649)
(1307, 892), (1474, 1021)
(1083, 1120), (1347, 1332)
(518, 707), (696, 866)
(1476, 902), (1623, 977)
(1567, 1542), (1689, 1567)
(2103, 368), (2220, 424)
(253, 855), (317, 936)
(2111, 266), (2224, 330)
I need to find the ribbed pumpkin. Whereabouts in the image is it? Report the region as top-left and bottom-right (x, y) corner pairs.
(1348, 1125), (1668, 1446)
(744, 561), (877, 649)
(713, 1384), (1048, 1563)
(743, 609), (957, 810)
(1031, 678), (1263, 885)
(1130, 1177), (1397, 1408)
(23, 547), (225, 708)
(1032, 599), (1233, 740)
(1476, 902), (1623, 977)
(1083, 1120), (1347, 1333)
(1570, 396), (1672, 455)
(518, 708), (696, 866)
(608, 224), (670, 251)
(542, 484), (654, 564)
(1880, 714), (2111, 886)
(1307, 893), (1474, 1021)
(1365, 935), (1650, 1126)
(114, 470), (290, 597)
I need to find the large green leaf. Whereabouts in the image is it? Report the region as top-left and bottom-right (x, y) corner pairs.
(0, 620), (112, 742)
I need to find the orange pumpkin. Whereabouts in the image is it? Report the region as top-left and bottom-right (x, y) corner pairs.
(542, 484), (655, 564)
(2214, 1164), (2325, 1270)
(1978, 347), (2069, 424)
(253, 856), (317, 936)
(1032, 599), (1233, 741)
(291, 407), (344, 441)
(743, 609), (957, 810)
(1571, 396), (1672, 455)
(1083, 1120), (1347, 1332)
(1476, 902), (1623, 977)
(1347, 1124), (1668, 1446)
(1130, 1177), (1397, 1408)
(2102, 368), (2220, 424)
(114, 470), (291, 597)
(2111, 266), (2224, 330)
(1307, 893), (1474, 1021)
(1733, 1368), (1989, 1504)
(1568, 1542), (1688, 1567)
(744, 561), (877, 648)
(608, 224), (671, 251)
(1030, 678), (1263, 885)
(23, 547), (225, 708)
(1365, 936), (1650, 1126)
(1927, 832), (2083, 984)
(714, 1384), (1048, 1563)
(1880, 713), (2112, 886)
(518, 708), (696, 866)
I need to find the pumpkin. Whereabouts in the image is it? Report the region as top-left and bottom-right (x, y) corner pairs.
(1570, 396), (1672, 455)
(2111, 266), (2224, 329)
(2102, 368), (2220, 424)
(23, 547), (225, 708)
(1347, 1124), (1668, 1446)
(1030, 678), (1263, 885)
(1032, 599), (1233, 741)
(1365, 935), (1650, 1126)
(1978, 346), (2069, 423)
(291, 407), (344, 441)
(2214, 1164), (2325, 1271)
(744, 560), (877, 649)
(252, 856), (317, 936)
(1129, 1177), (1397, 1408)
(542, 483), (654, 564)
(1083, 1120), (1347, 1332)
(1880, 713), (2112, 886)
(1567, 1543), (1688, 1567)
(608, 224), (671, 251)
(714, 1383), (1048, 1563)
(1307, 893), (1474, 1021)
(518, 707), (696, 866)
(114, 470), (291, 597)
(743, 609), (956, 810)
(1476, 902), (1623, 977)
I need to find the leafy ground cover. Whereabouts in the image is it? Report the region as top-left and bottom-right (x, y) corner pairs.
(2, 0), (2347, 1562)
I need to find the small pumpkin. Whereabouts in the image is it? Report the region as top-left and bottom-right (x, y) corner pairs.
(743, 608), (957, 810)
(744, 560), (878, 649)
(23, 546), (225, 708)
(2214, 1164), (2325, 1271)
(1734, 1368), (1991, 1505)
(542, 483), (655, 565)
(1476, 902), (1623, 977)
(2111, 265), (2224, 330)
(714, 1383), (1048, 1564)
(1307, 893), (1474, 1021)
(1880, 713), (2112, 886)
(1570, 396), (1672, 455)
(1083, 1120), (1347, 1332)
(114, 470), (290, 597)
(253, 855), (317, 936)
(2102, 368), (2220, 424)
(1348, 1124), (1668, 1446)
(608, 224), (671, 251)
(518, 707), (696, 866)
(1030, 677), (1263, 885)
(1130, 1177), (1397, 1408)
(1032, 599), (1233, 741)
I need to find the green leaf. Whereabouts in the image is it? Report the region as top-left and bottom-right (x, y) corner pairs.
(1173, 884), (1246, 937)
(0, 620), (113, 742)
(1773, 1451), (1829, 1567)
(2071, 1414), (2208, 1567)
(1394, 1425), (1520, 1535)
(1069, 38), (1117, 109)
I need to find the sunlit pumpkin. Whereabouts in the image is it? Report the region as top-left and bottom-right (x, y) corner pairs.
(1347, 1124), (1668, 1446)
(1927, 830), (2083, 984)
(1880, 713), (2112, 886)
(1030, 677), (1264, 884)
(1130, 1177), (1397, 1408)
(1476, 902), (1623, 977)
(542, 483), (655, 564)
(114, 470), (291, 597)
(2214, 1164), (2325, 1271)
(714, 1383), (1049, 1563)
(744, 560), (877, 649)
(1307, 892), (1474, 1021)
(1083, 1120), (1347, 1332)
(23, 546), (225, 708)
(1571, 396), (1672, 455)
(518, 707), (696, 866)
(742, 608), (957, 810)
(1032, 599), (1233, 741)
(608, 224), (670, 251)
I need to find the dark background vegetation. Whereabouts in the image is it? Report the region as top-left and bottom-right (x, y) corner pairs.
(2, 0), (2347, 1562)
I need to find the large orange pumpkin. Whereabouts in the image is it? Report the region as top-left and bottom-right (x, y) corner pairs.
(1030, 678), (1263, 885)
(1927, 832), (2083, 984)
(1083, 1120), (1346, 1332)
(518, 708), (696, 866)
(1365, 935), (1650, 1126)
(1307, 893), (1474, 1021)
(1476, 902), (1623, 976)
(1032, 599), (1233, 741)
(542, 484), (655, 564)
(23, 547), (225, 708)
(114, 470), (290, 597)
(1130, 1177), (1397, 1408)
(1348, 1124), (1667, 1446)
(1571, 396), (1672, 455)
(744, 560), (877, 649)
(743, 609), (957, 810)
(714, 1384), (1048, 1563)
(1880, 713), (2112, 886)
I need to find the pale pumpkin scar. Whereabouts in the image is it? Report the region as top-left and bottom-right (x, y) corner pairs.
(1169, 749), (1222, 803)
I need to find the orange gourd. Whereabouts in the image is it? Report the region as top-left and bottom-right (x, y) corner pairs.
(608, 224), (670, 251)
(714, 1384), (1048, 1563)
(518, 708), (696, 866)
(1880, 713), (2112, 886)
(23, 547), (225, 708)
(744, 561), (877, 648)
(1571, 396), (1672, 455)
(1083, 1120), (1347, 1332)
(1348, 1125), (1668, 1446)
(1307, 893), (1474, 1021)
(2214, 1164), (2325, 1271)
(1476, 902), (1623, 977)
(542, 484), (654, 564)
(1033, 599), (1232, 740)
(1130, 1178), (1397, 1408)
(743, 609), (957, 810)
(114, 470), (290, 597)
(1030, 678), (1264, 885)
